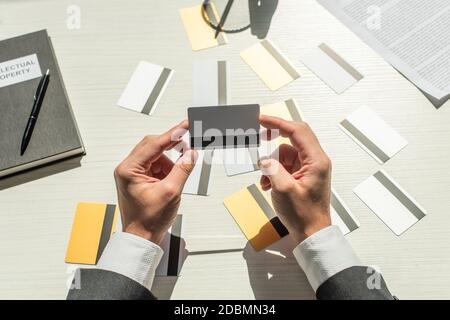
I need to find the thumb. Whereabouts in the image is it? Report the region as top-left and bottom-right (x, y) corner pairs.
(163, 149), (198, 192)
(259, 158), (294, 192)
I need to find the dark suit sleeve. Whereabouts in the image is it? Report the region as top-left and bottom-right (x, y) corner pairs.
(67, 268), (156, 300)
(316, 266), (395, 300)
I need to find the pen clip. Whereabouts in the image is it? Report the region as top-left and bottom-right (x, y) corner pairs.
(34, 76), (45, 101)
(34, 69), (49, 101)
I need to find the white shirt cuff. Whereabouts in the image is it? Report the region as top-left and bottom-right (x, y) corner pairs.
(293, 225), (361, 292)
(97, 232), (164, 290)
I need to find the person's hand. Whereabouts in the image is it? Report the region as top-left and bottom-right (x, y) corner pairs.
(259, 115), (332, 244)
(114, 121), (197, 245)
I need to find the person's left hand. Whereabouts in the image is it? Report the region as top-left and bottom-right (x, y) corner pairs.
(114, 121), (197, 245)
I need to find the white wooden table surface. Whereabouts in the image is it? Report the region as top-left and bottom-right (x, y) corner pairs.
(0, 0), (449, 299)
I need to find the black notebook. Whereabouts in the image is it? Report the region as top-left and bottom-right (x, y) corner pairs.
(0, 30), (85, 178)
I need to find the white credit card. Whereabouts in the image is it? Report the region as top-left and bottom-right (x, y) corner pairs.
(340, 106), (408, 163)
(331, 189), (360, 235)
(118, 61), (173, 115)
(0, 54), (42, 88)
(169, 132), (213, 196)
(178, 60), (227, 194)
(193, 60), (227, 105)
(223, 148), (259, 176)
(193, 60), (254, 177)
(182, 148), (213, 196)
(300, 43), (363, 94)
(156, 215), (187, 276)
(354, 170), (427, 236)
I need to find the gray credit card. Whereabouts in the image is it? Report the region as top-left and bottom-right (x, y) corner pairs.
(188, 104), (260, 150)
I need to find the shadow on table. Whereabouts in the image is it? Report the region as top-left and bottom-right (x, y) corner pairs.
(152, 277), (180, 300)
(151, 233), (189, 299)
(152, 234), (189, 300)
(396, 69), (450, 109)
(419, 90), (450, 109)
(249, 0), (279, 39)
(0, 156), (83, 191)
(243, 236), (315, 300)
(152, 238), (246, 299)
(152, 234), (315, 299)
(202, 0), (278, 39)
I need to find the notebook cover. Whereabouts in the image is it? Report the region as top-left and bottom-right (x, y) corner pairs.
(0, 30), (85, 177)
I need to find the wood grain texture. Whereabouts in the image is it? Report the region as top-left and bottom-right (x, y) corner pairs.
(0, 0), (449, 299)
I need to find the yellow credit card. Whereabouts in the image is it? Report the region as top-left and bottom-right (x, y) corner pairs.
(65, 202), (118, 265)
(261, 98), (304, 122)
(224, 184), (288, 251)
(225, 100), (305, 251)
(241, 40), (300, 91)
(179, 3), (227, 51)
(259, 98), (305, 154)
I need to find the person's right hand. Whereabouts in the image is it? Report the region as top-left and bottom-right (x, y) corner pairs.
(259, 115), (332, 244)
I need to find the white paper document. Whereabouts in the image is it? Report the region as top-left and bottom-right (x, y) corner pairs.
(340, 106), (408, 164)
(318, 0), (450, 100)
(118, 61), (173, 115)
(354, 170), (427, 236)
(300, 43), (363, 94)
